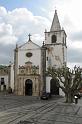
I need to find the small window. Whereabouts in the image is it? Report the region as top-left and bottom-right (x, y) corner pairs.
(1, 78), (4, 85)
(47, 57), (48, 61)
(26, 52), (32, 57)
(51, 35), (57, 43)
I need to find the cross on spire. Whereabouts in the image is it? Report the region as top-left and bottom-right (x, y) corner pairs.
(55, 9), (57, 14)
(28, 33), (31, 41)
(55, 6), (57, 13)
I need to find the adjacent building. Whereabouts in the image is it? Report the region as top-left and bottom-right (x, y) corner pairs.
(0, 65), (9, 91)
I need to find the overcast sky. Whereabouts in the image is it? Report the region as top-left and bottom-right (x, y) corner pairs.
(0, 0), (82, 69)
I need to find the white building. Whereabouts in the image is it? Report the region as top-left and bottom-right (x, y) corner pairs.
(45, 10), (67, 96)
(0, 65), (9, 91)
(10, 10), (67, 96)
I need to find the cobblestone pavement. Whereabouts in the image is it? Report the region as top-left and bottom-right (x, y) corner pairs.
(0, 95), (82, 124)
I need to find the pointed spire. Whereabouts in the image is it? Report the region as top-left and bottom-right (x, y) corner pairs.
(50, 10), (61, 31)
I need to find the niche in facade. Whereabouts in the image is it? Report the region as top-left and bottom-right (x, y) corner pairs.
(51, 35), (57, 43)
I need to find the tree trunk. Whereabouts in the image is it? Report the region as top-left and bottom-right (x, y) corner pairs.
(65, 92), (74, 103)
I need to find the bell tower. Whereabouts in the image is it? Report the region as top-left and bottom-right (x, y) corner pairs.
(45, 10), (67, 69)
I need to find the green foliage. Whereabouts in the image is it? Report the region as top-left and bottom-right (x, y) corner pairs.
(0, 65), (8, 69)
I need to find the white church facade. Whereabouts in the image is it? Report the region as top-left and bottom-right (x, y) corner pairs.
(10, 10), (67, 96)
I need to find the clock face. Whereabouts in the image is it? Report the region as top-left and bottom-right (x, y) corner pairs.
(26, 52), (32, 57)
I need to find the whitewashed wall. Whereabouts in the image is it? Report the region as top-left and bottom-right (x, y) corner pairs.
(46, 45), (64, 69)
(64, 46), (67, 65)
(45, 32), (62, 44)
(0, 75), (8, 90)
(18, 41), (41, 74)
(46, 76), (52, 92)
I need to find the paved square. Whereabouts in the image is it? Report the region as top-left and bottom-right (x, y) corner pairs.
(0, 95), (82, 124)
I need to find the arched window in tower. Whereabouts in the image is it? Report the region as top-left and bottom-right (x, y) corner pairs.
(51, 35), (57, 43)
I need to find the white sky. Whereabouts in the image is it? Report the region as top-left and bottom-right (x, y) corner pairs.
(0, 0), (82, 69)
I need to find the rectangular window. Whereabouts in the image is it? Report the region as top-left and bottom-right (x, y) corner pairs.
(1, 78), (4, 85)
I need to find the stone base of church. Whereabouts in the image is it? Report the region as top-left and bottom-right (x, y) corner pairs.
(14, 74), (42, 96)
(14, 90), (41, 96)
(32, 91), (40, 96)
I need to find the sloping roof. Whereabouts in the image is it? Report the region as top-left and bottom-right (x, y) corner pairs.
(50, 10), (61, 31)
(18, 39), (41, 50)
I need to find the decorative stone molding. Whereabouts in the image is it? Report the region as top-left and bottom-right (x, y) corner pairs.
(19, 63), (39, 75)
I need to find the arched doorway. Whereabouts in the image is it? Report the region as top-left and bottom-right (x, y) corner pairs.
(50, 79), (59, 95)
(25, 79), (33, 96)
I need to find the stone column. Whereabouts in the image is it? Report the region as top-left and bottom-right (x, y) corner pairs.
(14, 44), (18, 95)
(41, 42), (46, 94)
(8, 64), (11, 89)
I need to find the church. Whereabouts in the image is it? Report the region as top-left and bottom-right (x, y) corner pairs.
(10, 10), (67, 96)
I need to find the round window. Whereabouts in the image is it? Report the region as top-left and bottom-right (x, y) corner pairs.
(26, 52), (32, 57)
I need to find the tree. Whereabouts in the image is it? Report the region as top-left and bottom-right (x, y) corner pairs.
(47, 66), (82, 103)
